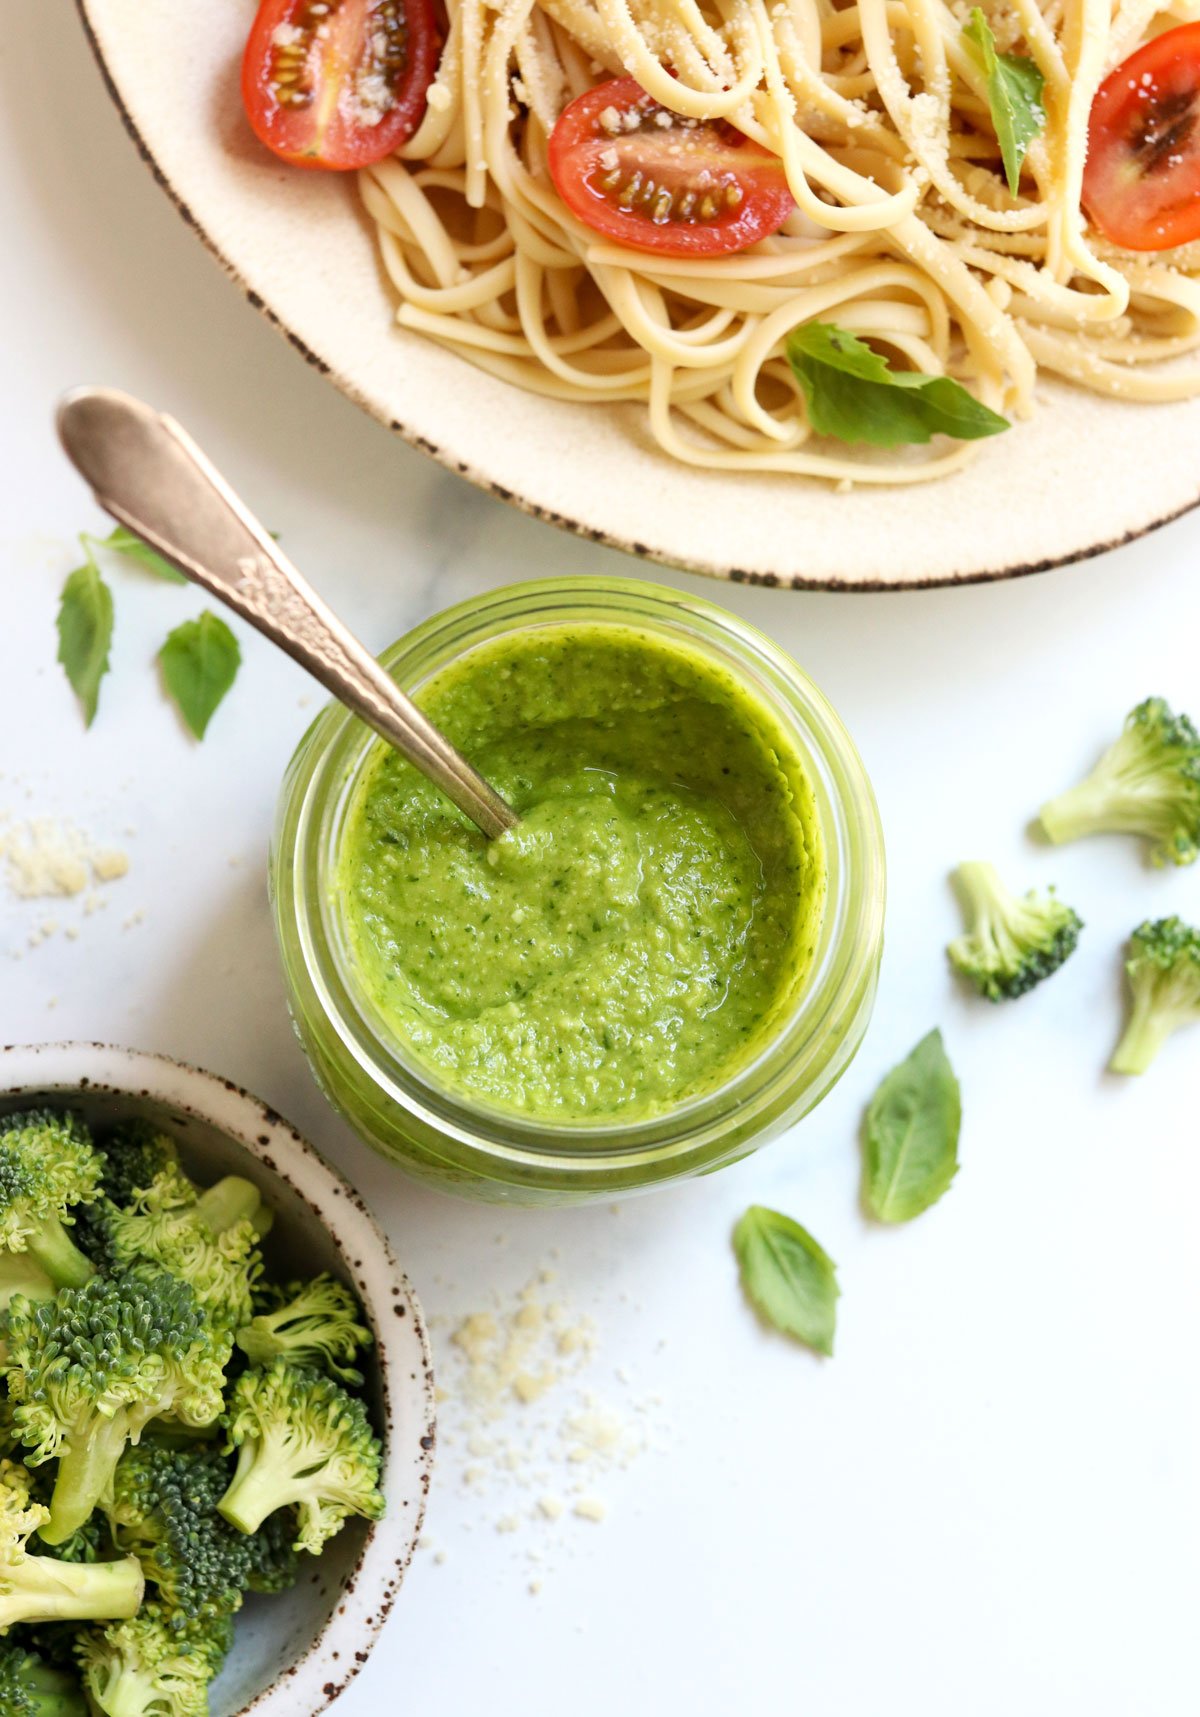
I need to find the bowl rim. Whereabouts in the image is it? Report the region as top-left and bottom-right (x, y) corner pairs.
(0, 1040), (436, 1717)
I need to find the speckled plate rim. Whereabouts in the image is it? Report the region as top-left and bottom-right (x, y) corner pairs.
(73, 0), (1200, 591)
(0, 1040), (436, 1717)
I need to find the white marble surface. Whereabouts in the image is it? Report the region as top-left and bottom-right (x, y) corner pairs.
(2, 10), (1198, 1716)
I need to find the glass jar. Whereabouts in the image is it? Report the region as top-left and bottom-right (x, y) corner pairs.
(271, 578), (885, 1205)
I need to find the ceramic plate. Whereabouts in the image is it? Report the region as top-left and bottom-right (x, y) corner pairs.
(76, 0), (1200, 589)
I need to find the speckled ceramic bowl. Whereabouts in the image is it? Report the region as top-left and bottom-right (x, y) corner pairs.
(73, 0), (1200, 589)
(0, 1041), (435, 1717)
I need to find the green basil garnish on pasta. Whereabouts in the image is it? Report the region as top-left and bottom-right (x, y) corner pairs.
(963, 8), (1046, 196)
(786, 323), (1010, 448)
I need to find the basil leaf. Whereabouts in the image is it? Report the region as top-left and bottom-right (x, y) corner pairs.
(158, 612), (241, 739)
(733, 1206), (839, 1356)
(963, 9), (1046, 196)
(862, 1029), (961, 1223)
(787, 323), (1010, 448)
(56, 558), (114, 727)
(90, 524), (186, 584)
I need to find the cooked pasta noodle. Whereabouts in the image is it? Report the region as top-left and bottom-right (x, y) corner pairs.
(359, 0), (1200, 484)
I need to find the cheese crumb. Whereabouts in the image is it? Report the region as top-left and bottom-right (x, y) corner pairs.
(573, 1497), (608, 1523)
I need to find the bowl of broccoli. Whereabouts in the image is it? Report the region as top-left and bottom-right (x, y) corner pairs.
(0, 1040), (435, 1717)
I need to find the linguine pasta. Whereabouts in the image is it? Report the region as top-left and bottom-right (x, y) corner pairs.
(358, 0), (1200, 485)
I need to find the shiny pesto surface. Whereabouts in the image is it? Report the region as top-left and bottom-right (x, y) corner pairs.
(336, 624), (826, 1123)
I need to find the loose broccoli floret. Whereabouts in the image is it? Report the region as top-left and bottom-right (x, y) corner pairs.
(75, 1607), (229, 1717)
(108, 1441), (252, 1626)
(242, 1509), (299, 1595)
(1109, 916), (1200, 1074)
(0, 1642), (87, 1717)
(4, 1273), (228, 1545)
(0, 1461), (143, 1631)
(218, 1363), (384, 1554)
(236, 1275), (373, 1385)
(947, 861), (1082, 1001)
(1039, 698), (1200, 866)
(0, 1112), (100, 1291)
(99, 1168), (262, 1335)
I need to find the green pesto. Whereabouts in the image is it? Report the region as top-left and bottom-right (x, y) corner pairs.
(336, 624), (825, 1123)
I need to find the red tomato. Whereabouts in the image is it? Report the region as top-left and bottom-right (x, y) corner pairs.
(242, 0), (439, 171)
(1083, 22), (1200, 250)
(547, 78), (793, 257)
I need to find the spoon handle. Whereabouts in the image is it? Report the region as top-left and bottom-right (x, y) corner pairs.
(56, 388), (517, 840)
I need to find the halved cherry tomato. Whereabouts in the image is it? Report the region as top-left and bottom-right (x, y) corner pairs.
(547, 78), (793, 257)
(1083, 22), (1200, 250)
(242, 0), (439, 171)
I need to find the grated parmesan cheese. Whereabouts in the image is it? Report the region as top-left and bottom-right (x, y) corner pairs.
(0, 819), (129, 902)
(421, 1265), (673, 1588)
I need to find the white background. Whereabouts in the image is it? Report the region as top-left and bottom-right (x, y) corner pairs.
(2, 9), (1198, 1715)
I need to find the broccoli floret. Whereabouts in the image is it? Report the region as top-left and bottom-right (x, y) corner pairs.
(108, 1441), (252, 1626)
(242, 1508), (300, 1595)
(75, 1606), (229, 1717)
(0, 1112), (100, 1291)
(236, 1275), (373, 1385)
(947, 861), (1082, 1001)
(218, 1363), (384, 1554)
(1039, 698), (1200, 866)
(99, 1168), (262, 1335)
(73, 1126), (183, 1269)
(0, 1461), (143, 1631)
(0, 1642), (87, 1717)
(95, 1123), (181, 1211)
(1109, 916), (1200, 1075)
(4, 1273), (228, 1545)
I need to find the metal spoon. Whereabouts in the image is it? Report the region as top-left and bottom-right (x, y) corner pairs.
(56, 387), (518, 840)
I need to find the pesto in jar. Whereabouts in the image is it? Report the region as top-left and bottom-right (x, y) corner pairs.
(336, 623), (825, 1123)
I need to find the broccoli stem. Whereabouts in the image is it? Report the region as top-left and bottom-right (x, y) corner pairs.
(1109, 996), (1173, 1076)
(195, 1176), (262, 1236)
(1040, 781), (1123, 845)
(25, 1218), (95, 1291)
(88, 1665), (157, 1717)
(217, 1445), (291, 1536)
(0, 1552), (143, 1627)
(953, 860), (1001, 919)
(40, 1416), (133, 1545)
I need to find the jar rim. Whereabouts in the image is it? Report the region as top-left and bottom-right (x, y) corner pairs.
(277, 578), (885, 1177)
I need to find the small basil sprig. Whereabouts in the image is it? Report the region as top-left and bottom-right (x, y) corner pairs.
(962, 9), (1046, 196)
(159, 614), (242, 740)
(56, 559), (114, 728)
(733, 1206), (840, 1355)
(787, 323), (1009, 449)
(862, 1030), (962, 1223)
